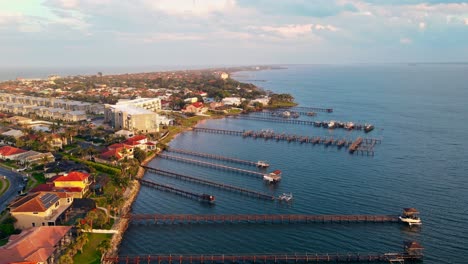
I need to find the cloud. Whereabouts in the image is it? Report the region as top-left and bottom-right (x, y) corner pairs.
(143, 0), (236, 16)
(465, 18), (468, 25)
(400, 37), (412, 44)
(419, 22), (426, 29)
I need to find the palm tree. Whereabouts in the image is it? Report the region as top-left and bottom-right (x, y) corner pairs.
(97, 239), (111, 256)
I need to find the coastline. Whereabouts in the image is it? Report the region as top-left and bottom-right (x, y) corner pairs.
(104, 116), (217, 260)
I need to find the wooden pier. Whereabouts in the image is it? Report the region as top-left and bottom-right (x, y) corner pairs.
(123, 213), (402, 225)
(158, 153), (266, 178)
(285, 106), (334, 113)
(138, 179), (214, 203)
(142, 166), (275, 200)
(192, 127), (380, 156)
(167, 148), (260, 167)
(103, 242), (423, 263)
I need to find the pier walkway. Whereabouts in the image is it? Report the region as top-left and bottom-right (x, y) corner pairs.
(284, 106), (334, 113)
(142, 166), (275, 200)
(123, 213), (401, 225)
(158, 153), (265, 178)
(104, 248), (422, 264)
(192, 127), (380, 156)
(138, 179), (214, 203)
(167, 148), (259, 167)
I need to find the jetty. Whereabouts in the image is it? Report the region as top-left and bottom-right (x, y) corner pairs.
(166, 148), (260, 167)
(157, 153), (265, 178)
(102, 242), (423, 263)
(192, 127), (380, 156)
(142, 166), (275, 200)
(283, 106), (334, 113)
(138, 179), (215, 203)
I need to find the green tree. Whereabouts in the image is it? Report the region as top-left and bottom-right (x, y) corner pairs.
(133, 147), (146, 163)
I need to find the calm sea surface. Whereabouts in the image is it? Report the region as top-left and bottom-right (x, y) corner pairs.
(120, 64), (468, 263)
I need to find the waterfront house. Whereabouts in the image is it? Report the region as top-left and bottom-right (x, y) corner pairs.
(183, 102), (207, 114)
(8, 192), (74, 229)
(0, 146), (27, 160)
(52, 171), (91, 197)
(0, 226), (73, 264)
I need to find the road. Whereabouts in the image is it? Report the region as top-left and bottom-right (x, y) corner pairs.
(0, 167), (24, 212)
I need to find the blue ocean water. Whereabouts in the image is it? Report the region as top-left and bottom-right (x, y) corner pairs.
(120, 64), (468, 263)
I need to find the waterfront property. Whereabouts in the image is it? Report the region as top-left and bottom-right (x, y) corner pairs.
(8, 191), (74, 229)
(104, 104), (159, 133)
(0, 226), (73, 264)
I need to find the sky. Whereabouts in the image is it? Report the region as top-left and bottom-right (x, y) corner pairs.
(1, 0), (468, 67)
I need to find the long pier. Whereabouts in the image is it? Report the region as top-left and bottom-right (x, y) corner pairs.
(138, 179), (213, 203)
(283, 106), (334, 113)
(158, 153), (265, 178)
(142, 166), (275, 200)
(192, 127), (380, 156)
(231, 115), (371, 132)
(103, 249), (422, 264)
(167, 148), (259, 167)
(124, 214), (402, 225)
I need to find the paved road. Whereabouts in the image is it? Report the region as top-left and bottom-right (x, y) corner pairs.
(0, 167), (24, 212)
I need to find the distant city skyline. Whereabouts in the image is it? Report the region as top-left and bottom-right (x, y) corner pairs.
(1, 0), (468, 67)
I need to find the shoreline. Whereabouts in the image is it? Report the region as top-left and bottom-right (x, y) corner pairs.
(104, 116), (217, 260)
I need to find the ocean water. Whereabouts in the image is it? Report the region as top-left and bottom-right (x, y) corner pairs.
(120, 64), (468, 263)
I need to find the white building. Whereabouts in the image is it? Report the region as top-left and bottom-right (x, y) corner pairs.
(222, 97), (242, 106)
(105, 104), (159, 133)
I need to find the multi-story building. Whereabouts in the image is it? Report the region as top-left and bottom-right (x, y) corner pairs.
(116, 97), (161, 112)
(105, 104), (159, 133)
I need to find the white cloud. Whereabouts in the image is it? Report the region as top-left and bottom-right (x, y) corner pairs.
(144, 0), (236, 16)
(465, 18), (468, 25)
(419, 22), (426, 30)
(400, 37), (412, 44)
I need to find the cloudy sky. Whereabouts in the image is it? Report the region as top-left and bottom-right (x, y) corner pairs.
(1, 0), (468, 67)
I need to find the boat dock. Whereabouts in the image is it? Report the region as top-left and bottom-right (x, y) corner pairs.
(167, 148), (260, 167)
(123, 213), (403, 225)
(285, 106), (334, 113)
(230, 115), (372, 132)
(103, 241), (423, 263)
(158, 153), (266, 178)
(142, 166), (275, 200)
(192, 127), (380, 156)
(138, 179), (214, 203)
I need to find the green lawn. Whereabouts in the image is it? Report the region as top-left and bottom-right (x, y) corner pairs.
(0, 178), (10, 197)
(73, 233), (112, 264)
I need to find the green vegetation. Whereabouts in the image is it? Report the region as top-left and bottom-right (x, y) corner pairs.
(0, 177), (10, 197)
(267, 93), (297, 108)
(0, 160), (18, 169)
(0, 214), (20, 246)
(72, 233), (112, 264)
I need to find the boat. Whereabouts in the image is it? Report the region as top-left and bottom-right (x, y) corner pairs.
(399, 208), (422, 226)
(200, 194), (216, 204)
(278, 193), (293, 202)
(364, 124), (374, 133)
(263, 170), (282, 184)
(291, 112), (300, 118)
(307, 112), (316, 116)
(328, 121), (336, 129)
(281, 111), (291, 118)
(256, 161), (270, 168)
(345, 122), (355, 130)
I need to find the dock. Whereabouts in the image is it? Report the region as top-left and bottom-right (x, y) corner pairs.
(167, 148), (260, 167)
(142, 166), (275, 200)
(192, 127), (380, 156)
(230, 115), (372, 132)
(158, 153), (265, 178)
(103, 241), (423, 263)
(123, 213), (402, 225)
(284, 106), (334, 113)
(138, 179), (215, 203)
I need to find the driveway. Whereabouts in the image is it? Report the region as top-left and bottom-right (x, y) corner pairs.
(0, 167), (23, 212)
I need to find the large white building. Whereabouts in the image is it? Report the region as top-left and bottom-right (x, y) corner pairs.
(105, 104), (159, 133)
(116, 98), (161, 112)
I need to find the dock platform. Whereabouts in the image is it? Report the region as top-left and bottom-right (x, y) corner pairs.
(138, 179), (215, 203)
(142, 166), (275, 200)
(167, 148), (260, 167)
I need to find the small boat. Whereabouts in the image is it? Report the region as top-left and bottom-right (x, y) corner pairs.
(256, 161), (270, 168)
(345, 122), (355, 130)
(328, 121), (336, 129)
(200, 194), (216, 204)
(282, 111), (291, 118)
(364, 124), (374, 133)
(263, 170), (282, 184)
(291, 112), (300, 118)
(278, 193), (293, 202)
(399, 208), (422, 226)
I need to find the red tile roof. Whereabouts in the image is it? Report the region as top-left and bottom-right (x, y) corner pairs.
(0, 226), (72, 264)
(126, 135), (147, 142)
(192, 102), (204, 108)
(9, 192), (60, 213)
(100, 148), (123, 160)
(30, 184), (82, 194)
(53, 171), (89, 182)
(0, 146), (27, 157)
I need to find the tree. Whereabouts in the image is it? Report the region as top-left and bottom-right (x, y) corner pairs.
(133, 147), (146, 163)
(98, 239), (111, 256)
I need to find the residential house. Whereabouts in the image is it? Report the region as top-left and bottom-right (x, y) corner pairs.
(0, 146), (27, 160)
(51, 171), (91, 197)
(0, 226), (73, 264)
(8, 192), (74, 229)
(183, 102), (207, 114)
(222, 97), (242, 106)
(15, 151), (55, 166)
(1, 129), (24, 139)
